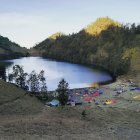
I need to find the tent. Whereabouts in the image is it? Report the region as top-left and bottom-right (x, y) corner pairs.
(103, 99), (117, 105)
(91, 92), (100, 97)
(83, 94), (89, 97)
(135, 88), (140, 90)
(129, 87), (137, 90)
(84, 97), (92, 102)
(133, 95), (140, 100)
(48, 99), (60, 106)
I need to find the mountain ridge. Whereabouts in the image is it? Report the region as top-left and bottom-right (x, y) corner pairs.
(30, 17), (140, 78)
(0, 35), (29, 60)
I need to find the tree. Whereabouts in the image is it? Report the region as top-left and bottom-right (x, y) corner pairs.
(8, 65), (48, 97)
(38, 70), (48, 99)
(8, 65), (28, 90)
(27, 70), (40, 94)
(56, 78), (69, 107)
(38, 70), (47, 91)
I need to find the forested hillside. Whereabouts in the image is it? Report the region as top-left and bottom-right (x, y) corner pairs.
(0, 35), (29, 60)
(31, 17), (140, 77)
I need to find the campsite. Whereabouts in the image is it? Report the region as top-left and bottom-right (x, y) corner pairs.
(46, 79), (140, 112)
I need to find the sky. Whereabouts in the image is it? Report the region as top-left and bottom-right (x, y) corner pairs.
(0, 0), (140, 48)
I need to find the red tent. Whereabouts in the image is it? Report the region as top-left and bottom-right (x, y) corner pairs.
(84, 97), (92, 102)
(91, 92), (100, 97)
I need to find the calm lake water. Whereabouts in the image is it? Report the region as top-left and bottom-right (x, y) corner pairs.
(0, 57), (112, 90)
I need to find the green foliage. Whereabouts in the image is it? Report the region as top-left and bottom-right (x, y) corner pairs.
(56, 78), (69, 107)
(0, 35), (29, 60)
(28, 71), (40, 93)
(49, 32), (65, 40)
(39, 70), (47, 93)
(8, 65), (48, 96)
(123, 47), (140, 73)
(8, 65), (28, 90)
(32, 17), (140, 77)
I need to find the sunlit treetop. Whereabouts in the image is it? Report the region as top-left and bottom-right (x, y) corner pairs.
(84, 17), (121, 36)
(49, 32), (65, 40)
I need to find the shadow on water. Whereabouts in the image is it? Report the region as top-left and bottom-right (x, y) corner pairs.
(0, 61), (13, 81)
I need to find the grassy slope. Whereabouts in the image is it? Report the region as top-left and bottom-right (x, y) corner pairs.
(0, 106), (140, 140)
(0, 80), (43, 115)
(0, 80), (140, 139)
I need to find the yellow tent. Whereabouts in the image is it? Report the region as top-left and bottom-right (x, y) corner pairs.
(104, 100), (113, 105)
(133, 95), (140, 99)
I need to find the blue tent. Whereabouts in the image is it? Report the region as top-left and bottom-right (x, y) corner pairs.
(129, 87), (137, 90)
(48, 99), (60, 106)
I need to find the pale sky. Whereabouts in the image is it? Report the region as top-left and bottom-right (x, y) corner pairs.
(0, 0), (140, 48)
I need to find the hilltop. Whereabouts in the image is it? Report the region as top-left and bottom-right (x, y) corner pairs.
(84, 17), (121, 35)
(0, 35), (29, 60)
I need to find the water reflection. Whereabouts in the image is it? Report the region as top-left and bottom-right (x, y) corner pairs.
(0, 61), (13, 81)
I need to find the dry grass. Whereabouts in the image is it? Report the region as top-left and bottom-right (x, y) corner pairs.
(0, 80), (43, 115)
(0, 107), (140, 140)
(0, 80), (140, 140)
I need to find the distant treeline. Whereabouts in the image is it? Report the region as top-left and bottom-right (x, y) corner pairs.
(0, 53), (29, 60)
(31, 17), (140, 77)
(0, 35), (29, 60)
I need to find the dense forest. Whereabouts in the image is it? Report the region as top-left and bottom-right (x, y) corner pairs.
(31, 17), (140, 77)
(0, 35), (29, 60)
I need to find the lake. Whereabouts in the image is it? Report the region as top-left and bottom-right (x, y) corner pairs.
(0, 57), (112, 90)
